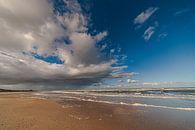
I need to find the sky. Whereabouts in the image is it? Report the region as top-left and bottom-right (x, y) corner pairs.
(0, 0), (195, 89)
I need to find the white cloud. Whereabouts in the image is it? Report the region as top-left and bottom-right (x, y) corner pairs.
(111, 71), (136, 78)
(0, 50), (113, 83)
(134, 7), (159, 25)
(158, 33), (168, 39)
(0, 0), (65, 54)
(0, 0), (130, 88)
(174, 8), (189, 16)
(127, 79), (137, 83)
(143, 26), (155, 41)
(110, 49), (115, 53)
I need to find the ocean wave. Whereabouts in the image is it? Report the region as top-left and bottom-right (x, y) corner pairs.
(57, 91), (195, 100)
(73, 97), (195, 111)
(62, 96), (195, 111)
(131, 103), (195, 111)
(56, 95), (195, 111)
(33, 92), (195, 111)
(49, 90), (195, 100)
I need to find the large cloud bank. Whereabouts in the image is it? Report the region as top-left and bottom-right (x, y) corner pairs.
(0, 0), (131, 88)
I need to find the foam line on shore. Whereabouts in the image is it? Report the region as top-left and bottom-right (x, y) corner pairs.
(33, 92), (195, 111)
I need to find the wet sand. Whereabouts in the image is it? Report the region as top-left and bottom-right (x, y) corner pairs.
(0, 92), (194, 130)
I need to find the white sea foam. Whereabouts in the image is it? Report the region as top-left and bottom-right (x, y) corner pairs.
(70, 92), (195, 100)
(62, 105), (73, 108)
(56, 96), (195, 111)
(131, 103), (195, 111)
(33, 92), (195, 111)
(70, 97), (195, 111)
(129, 94), (195, 100)
(76, 98), (195, 111)
(50, 91), (195, 100)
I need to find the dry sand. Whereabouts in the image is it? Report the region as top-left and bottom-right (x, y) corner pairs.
(0, 92), (194, 130)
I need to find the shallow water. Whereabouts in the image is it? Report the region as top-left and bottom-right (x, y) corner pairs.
(33, 87), (195, 111)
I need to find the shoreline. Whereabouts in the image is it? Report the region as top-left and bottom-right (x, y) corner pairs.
(0, 92), (195, 130)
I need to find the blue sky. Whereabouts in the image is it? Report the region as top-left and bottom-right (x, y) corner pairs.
(0, 0), (195, 90)
(83, 0), (195, 82)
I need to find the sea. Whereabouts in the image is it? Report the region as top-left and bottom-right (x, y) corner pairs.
(33, 87), (195, 111)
